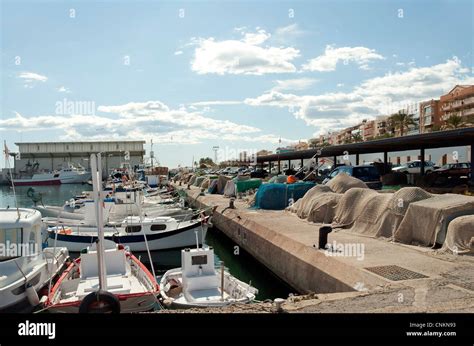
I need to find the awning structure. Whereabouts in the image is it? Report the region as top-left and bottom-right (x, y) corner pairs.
(256, 128), (474, 183)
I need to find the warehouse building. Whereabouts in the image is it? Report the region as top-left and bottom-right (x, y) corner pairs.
(12, 141), (146, 178)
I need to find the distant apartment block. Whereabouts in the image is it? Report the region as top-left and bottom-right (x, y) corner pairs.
(439, 85), (474, 122)
(419, 99), (442, 133)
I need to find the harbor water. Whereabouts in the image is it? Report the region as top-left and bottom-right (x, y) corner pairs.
(0, 184), (294, 301)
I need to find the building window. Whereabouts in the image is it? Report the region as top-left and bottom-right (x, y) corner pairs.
(116, 144), (119, 150)
(37, 145), (40, 151)
(66, 145), (69, 150)
(90, 145), (93, 150)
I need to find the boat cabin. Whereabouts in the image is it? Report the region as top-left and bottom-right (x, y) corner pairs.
(180, 247), (220, 302)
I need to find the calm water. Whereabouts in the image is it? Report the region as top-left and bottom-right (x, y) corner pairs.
(0, 184), (293, 300)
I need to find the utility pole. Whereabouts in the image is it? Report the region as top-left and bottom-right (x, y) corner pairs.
(150, 139), (154, 169)
(212, 146), (219, 166)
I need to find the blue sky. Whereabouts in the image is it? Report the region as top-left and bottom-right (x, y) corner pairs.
(1, 0), (473, 168)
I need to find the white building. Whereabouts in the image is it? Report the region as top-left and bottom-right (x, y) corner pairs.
(12, 141), (145, 177)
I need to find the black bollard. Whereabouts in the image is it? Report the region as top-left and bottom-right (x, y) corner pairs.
(318, 226), (332, 249)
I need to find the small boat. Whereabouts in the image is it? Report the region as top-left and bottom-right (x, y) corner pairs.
(45, 241), (159, 313)
(0, 208), (69, 312)
(159, 246), (258, 308)
(46, 215), (209, 252)
(44, 153), (159, 313)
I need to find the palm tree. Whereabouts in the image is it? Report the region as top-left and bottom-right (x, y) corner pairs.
(388, 111), (416, 137)
(443, 114), (466, 130)
(308, 138), (319, 149)
(351, 133), (363, 143)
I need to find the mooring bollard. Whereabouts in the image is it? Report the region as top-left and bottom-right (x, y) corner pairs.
(274, 298), (285, 312)
(229, 197), (236, 209)
(318, 226), (333, 249)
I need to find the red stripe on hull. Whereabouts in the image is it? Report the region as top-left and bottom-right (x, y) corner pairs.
(13, 179), (61, 186)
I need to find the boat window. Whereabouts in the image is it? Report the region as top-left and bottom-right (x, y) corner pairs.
(191, 255), (208, 265)
(0, 228), (22, 258)
(54, 173), (60, 178)
(150, 224), (167, 231)
(125, 225), (142, 233)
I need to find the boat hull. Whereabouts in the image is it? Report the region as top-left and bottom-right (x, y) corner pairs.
(13, 178), (61, 186)
(47, 223), (207, 252)
(0, 248), (69, 312)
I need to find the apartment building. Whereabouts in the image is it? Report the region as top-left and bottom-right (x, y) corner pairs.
(419, 99), (442, 133)
(440, 85), (474, 122)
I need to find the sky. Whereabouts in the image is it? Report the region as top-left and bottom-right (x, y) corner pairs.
(1, 0), (473, 168)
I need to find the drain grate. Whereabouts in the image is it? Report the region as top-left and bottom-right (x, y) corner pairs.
(365, 265), (428, 281)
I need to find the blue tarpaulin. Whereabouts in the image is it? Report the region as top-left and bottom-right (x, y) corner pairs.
(254, 182), (316, 210)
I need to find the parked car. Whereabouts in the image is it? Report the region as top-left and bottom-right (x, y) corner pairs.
(250, 169), (268, 178)
(391, 160), (436, 174)
(323, 165), (382, 189)
(433, 162), (471, 178)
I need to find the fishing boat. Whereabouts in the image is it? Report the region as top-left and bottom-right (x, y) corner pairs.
(159, 246), (258, 309)
(44, 241), (159, 313)
(0, 208), (69, 312)
(44, 153), (159, 313)
(46, 214), (209, 252)
(12, 163), (91, 186)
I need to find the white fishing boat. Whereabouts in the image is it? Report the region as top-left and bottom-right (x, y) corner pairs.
(13, 162), (91, 186)
(0, 208), (69, 312)
(44, 153), (159, 313)
(46, 215), (209, 252)
(159, 246), (258, 309)
(45, 241), (159, 313)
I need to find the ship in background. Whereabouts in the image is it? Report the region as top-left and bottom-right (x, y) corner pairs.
(11, 162), (91, 186)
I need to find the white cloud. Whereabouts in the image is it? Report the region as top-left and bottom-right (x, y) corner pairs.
(18, 71), (47, 87)
(190, 100), (242, 106)
(272, 78), (317, 92)
(191, 28), (300, 75)
(246, 57), (474, 134)
(302, 45), (384, 72)
(0, 100), (294, 145)
(174, 50), (183, 55)
(57, 86), (71, 93)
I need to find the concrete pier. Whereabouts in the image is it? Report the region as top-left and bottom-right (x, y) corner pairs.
(177, 185), (474, 313)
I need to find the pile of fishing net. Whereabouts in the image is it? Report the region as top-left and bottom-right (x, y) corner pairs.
(340, 187), (433, 238)
(394, 193), (474, 247)
(441, 215), (474, 255)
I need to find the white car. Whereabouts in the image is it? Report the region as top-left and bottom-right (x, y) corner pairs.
(392, 160), (435, 174)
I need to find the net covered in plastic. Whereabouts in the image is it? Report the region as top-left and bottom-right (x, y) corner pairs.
(194, 176), (206, 187)
(208, 179), (219, 194)
(254, 182), (316, 210)
(332, 188), (378, 226)
(441, 215), (474, 255)
(216, 175), (232, 194)
(188, 174), (197, 185)
(287, 185), (333, 218)
(394, 194), (474, 247)
(347, 187), (434, 238)
(325, 172), (369, 193)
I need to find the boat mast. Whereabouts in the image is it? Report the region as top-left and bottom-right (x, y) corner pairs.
(3, 141), (20, 218)
(90, 153), (107, 290)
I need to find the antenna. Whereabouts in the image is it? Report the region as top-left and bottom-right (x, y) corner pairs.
(4, 141), (20, 218)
